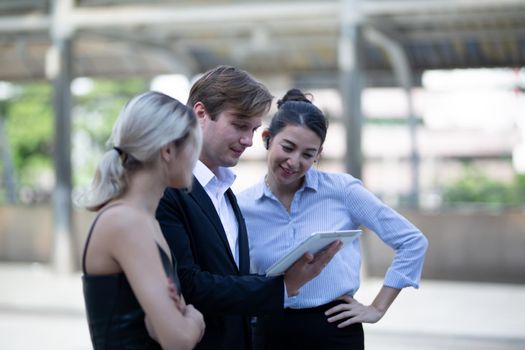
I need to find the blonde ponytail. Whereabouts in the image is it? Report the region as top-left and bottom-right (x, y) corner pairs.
(77, 91), (200, 211)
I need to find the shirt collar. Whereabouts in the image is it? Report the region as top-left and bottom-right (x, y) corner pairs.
(304, 168), (319, 192)
(194, 160), (236, 189)
(255, 168), (320, 200)
(253, 176), (267, 200)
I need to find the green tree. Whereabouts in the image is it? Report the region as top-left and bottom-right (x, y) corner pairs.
(1, 78), (148, 204)
(6, 82), (54, 197)
(443, 164), (525, 208)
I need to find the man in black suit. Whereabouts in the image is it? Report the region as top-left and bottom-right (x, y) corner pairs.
(156, 66), (341, 350)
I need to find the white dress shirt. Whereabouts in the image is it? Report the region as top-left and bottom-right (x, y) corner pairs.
(194, 161), (240, 267)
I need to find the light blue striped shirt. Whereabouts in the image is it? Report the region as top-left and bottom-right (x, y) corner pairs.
(237, 168), (428, 309)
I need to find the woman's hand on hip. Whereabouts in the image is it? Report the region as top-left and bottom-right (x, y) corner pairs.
(325, 295), (384, 327)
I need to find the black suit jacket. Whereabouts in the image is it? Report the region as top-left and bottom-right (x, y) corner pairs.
(156, 178), (284, 350)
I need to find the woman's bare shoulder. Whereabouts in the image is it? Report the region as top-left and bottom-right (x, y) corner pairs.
(94, 204), (154, 241)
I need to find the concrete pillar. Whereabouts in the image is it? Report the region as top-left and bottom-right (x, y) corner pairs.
(339, 0), (364, 180)
(0, 102), (17, 203)
(49, 0), (76, 273)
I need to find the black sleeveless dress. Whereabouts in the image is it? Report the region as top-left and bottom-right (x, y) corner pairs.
(82, 207), (182, 350)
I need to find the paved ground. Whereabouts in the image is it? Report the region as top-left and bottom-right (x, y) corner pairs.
(0, 262), (524, 349)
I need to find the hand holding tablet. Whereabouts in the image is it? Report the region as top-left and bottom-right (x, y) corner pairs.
(266, 230), (362, 277)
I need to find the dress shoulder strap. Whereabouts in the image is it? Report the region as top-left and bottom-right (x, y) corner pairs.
(81, 203), (122, 274)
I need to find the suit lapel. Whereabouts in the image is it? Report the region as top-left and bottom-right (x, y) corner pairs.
(227, 189), (250, 275)
(188, 178), (239, 272)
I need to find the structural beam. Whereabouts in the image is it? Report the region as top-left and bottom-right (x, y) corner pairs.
(365, 27), (420, 208)
(0, 15), (49, 32)
(0, 103), (17, 203)
(2, 0), (524, 33)
(50, 0), (76, 274)
(339, 0), (365, 180)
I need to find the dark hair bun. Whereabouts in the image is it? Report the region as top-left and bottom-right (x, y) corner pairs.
(277, 88), (313, 109)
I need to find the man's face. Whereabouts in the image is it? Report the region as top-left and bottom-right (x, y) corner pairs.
(197, 105), (263, 173)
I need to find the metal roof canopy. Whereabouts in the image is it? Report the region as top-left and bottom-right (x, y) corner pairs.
(1, 0), (525, 272)
(0, 0), (524, 85)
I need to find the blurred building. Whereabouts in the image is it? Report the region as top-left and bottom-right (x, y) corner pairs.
(1, 0), (525, 280)
(2, 0), (525, 205)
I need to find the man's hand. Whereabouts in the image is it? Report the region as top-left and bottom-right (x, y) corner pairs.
(283, 240), (342, 296)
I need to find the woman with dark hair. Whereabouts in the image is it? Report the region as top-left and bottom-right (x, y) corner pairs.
(78, 91), (205, 350)
(238, 89), (428, 350)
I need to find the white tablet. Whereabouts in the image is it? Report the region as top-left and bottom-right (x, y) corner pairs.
(265, 229), (362, 277)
